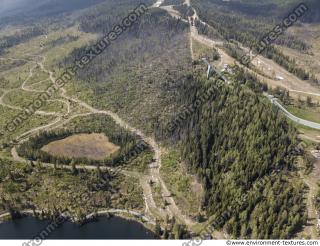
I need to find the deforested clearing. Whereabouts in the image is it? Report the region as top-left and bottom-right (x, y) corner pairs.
(41, 133), (120, 160)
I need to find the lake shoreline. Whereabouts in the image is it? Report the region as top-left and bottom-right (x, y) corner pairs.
(0, 209), (156, 232)
(0, 211), (156, 239)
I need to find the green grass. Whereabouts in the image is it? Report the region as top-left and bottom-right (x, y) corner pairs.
(287, 105), (320, 124)
(192, 38), (212, 59)
(0, 105), (57, 144)
(125, 150), (154, 173)
(0, 63), (35, 89)
(27, 79), (52, 91)
(4, 90), (43, 108)
(27, 66), (49, 84)
(2, 89), (64, 113)
(0, 25), (96, 147)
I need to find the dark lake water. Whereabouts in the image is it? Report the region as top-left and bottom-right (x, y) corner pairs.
(0, 216), (155, 239)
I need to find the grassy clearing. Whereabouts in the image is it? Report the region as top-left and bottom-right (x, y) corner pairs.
(289, 91), (320, 105)
(280, 24), (320, 80)
(0, 63), (35, 89)
(2, 89), (61, 110)
(42, 133), (120, 161)
(286, 105), (320, 124)
(2, 89), (41, 108)
(27, 65), (49, 84)
(41, 99), (68, 113)
(160, 149), (203, 218)
(296, 126), (320, 144)
(0, 26), (91, 148)
(40, 26), (98, 68)
(125, 150), (154, 174)
(27, 79), (51, 91)
(192, 38), (212, 60)
(0, 105), (57, 145)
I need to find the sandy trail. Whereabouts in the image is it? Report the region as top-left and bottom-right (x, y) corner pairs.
(0, 57), (64, 117)
(186, 0), (320, 97)
(5, 47), (194, 227)
(158, 0), (320, 238)
(9, 0), (319, 231)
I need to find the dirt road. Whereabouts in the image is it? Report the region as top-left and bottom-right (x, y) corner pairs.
(3, 47), (194, 228)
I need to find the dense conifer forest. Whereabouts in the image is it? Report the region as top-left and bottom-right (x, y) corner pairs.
(156, 73), (306, 239)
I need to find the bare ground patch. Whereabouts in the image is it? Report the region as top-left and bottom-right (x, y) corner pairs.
(41, 133), (120, 160)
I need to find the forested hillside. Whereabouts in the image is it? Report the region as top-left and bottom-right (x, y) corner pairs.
(63, 8), (192, 133)
(157, 73), (306, 239)
(193, 0), (320, 22)
(78, 0), (154, 33)
(192, 0), (310, 50)
(0, 0), (311, 239)
(56, 4), (307, 238)
(191, 0), (319, 84)
(0, 26), (45, 54)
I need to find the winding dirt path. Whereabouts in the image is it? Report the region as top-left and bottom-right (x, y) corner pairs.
(3, 48), (194, 228)
(0, 56), (63, 117)
(159, 0), (320, 238)
(4, 0), (315, 236)
(0, 89), (22, 111)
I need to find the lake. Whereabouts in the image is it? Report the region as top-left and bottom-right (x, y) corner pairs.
(0, 216), (155, 239)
